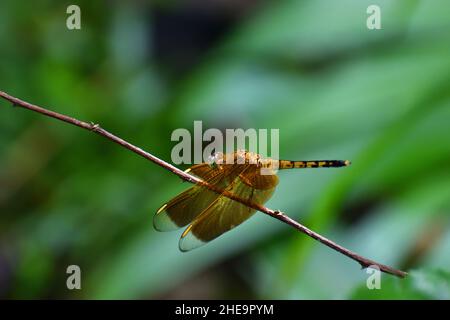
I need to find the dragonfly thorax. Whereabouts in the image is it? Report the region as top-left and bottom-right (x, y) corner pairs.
(207, 150), (264, 165)
(206, 151), (278, 175)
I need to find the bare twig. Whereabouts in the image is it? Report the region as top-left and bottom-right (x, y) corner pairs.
(0, 90), (407, 278)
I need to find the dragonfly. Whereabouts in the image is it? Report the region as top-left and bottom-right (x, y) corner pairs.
(154, 150), (351, 251)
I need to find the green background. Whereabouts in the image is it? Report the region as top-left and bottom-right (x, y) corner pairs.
(0, 0), (449, 299)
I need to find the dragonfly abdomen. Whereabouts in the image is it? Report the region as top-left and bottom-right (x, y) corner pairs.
(279, 160), (351, 169)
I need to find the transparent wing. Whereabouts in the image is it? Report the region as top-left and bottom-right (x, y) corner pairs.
(153, 163), (250, 231)
(179, 173), (278, 251)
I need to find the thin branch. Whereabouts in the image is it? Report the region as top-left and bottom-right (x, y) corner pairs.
(0, 90), (407, 278)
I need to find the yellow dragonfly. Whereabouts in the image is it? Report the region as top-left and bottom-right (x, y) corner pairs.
(154, 151), (351, 251)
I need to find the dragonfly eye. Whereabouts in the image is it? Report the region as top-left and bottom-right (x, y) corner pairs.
(207, 152), (223, 169)
(208, 152), (223, 162)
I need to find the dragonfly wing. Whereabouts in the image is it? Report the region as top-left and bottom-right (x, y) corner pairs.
(179, 175), (277, 251)
(153, 186), (215, 231)
(153, 163), (250, 231)
(239, 168), (279, 190)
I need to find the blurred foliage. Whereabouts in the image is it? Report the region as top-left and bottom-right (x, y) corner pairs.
(0, 0), (449, 299)
(351, 269), (450, 299)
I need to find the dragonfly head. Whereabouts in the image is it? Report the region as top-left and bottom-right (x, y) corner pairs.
(207, 152), (224, 169)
